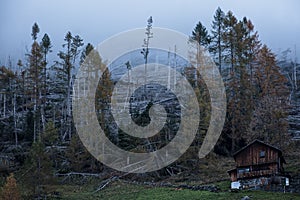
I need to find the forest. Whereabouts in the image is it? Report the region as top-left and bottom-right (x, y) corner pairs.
(0, 7), (299, 199)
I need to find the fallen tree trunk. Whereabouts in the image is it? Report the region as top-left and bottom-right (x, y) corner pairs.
(94, 172), (131, 192)
(56, 172), (101, 183)
(56, 172), (101, 177)
(94, 176), (118, 192)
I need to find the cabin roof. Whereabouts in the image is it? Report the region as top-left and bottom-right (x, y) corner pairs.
(227, 168), (237, 173)
(232, 139), (284, 159)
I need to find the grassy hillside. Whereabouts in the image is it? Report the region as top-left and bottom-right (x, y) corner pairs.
(2, 150), (299, 199)
(33, 181), (300, 200)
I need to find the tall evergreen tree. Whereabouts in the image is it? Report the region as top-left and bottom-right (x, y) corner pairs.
(31, 22), (40, 41)
(22, 141), (54, 198)
(248, 45), (290, 149)
(71, 35), (84, 66)
(55, 31), (84, 141)
(210, 7), (225, 72)
(222, 13), (257, 154)
(223, 11), (237, 73)
(28, 23), (43, 142)
(222, 11), (240, 153)
(41, 33), (52, 83)
(80, 43), (94, 65)
(40, 33), (52, 132)
(191, 21), (211, 48)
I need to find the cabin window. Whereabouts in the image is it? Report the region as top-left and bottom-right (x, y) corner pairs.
(238, 168), (250, 174)
(260, 151), (265, 158)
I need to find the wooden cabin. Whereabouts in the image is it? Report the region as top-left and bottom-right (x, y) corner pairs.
(228, 140), (286, 182)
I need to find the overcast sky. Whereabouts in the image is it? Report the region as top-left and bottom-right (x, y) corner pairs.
(0, 0), (299, 66)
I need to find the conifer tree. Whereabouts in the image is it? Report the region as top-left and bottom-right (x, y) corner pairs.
(223, 11), (237, 73)
(80, 43), (94, 65)
(210, 7), (225, 72)
(55, 31), (84, 141)
(21, 140), (54, 198)
(248, 45), (290, 149)
(192, 21), (211, 48)
(222, 13), (257, 153)
(28, 22), (43, 142)
(1, 173), (20, 200)
(31, 22), (39, 41)
(40, 33), (52, 132)
(66, 133), (102, 172)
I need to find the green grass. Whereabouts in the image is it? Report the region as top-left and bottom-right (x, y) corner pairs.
(215, 180), (231, 191)
(43, 181), (300, 200)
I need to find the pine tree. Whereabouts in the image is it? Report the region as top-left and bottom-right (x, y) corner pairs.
(40, 33), (52, 132)
(41, 33), (52, 89)
(55, 31), (84, 141)
(248, 45), (290, 149)
(66, 133), (102, 172)
(221, 12), (258, 154)
(42, 121), (58, 146)
(31, 22), (39, 41)
(223, 11), (237, 73)
(210, 7), (225, 72)
(27, 23), (44, 142)
(22, 141), (54, 198)
(95, 68), (115, 142)
(222, 11), (241, 153)
(71, 35), (84, 66)
(242, 18), (261, 82)
(191, 21), (211, 48)
(183, 66), (211, 154)
(80, 43), (94, 65)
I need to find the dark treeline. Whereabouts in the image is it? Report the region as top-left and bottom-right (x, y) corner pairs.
(0, 7), (298, 198)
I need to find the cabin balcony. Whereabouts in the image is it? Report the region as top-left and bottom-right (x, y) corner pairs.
(237, 169), (277, 179)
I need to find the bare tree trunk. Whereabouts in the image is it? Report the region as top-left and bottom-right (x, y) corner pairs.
(34, 98), (37, 143)
(67, 77), (72, 140)
(40, 90), (46, 133)
(3, 93), (6, 118)
(218, 29), (222, 72)
(62, 76), (72, 141)
(167, 49), (171, 89)
(231, 130), (235, 155)
(37, 156), (41, 198)
(13, 93), (18, 146)
(294, 45), (298, 90)
(174, 45), (177, 90)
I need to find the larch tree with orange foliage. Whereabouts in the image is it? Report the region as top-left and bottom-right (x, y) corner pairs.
(1, 173), (20, 200)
